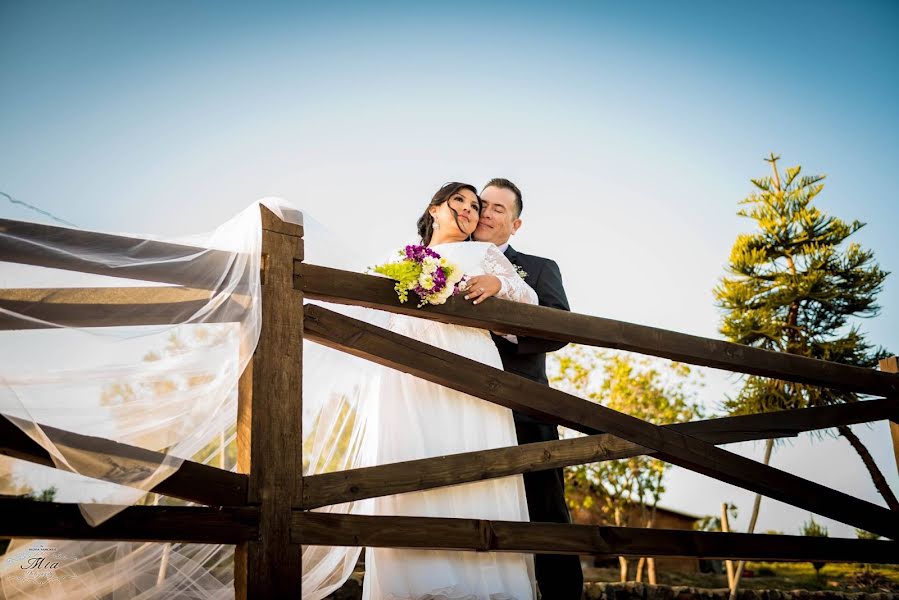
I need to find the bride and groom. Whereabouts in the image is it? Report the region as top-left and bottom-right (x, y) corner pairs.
(0, 179), (586, 600)
(359, 179), (583, 600)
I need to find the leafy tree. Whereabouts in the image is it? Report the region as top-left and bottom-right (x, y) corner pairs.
(801, 516), (829, 537)
(549, 346), (703, 583)
(855, 528), (880, 541)
(800, 516), (829, 575)
(694, 504), (738, 581)
(23, 487), (57, 502)
(854, 528), (881, 572)
(714, 153), (894, 509)
(694, 503), (738, 533)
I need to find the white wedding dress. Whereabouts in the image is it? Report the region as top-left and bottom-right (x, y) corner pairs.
(360, 241), (538, 600)
(0, 202), (539, 600)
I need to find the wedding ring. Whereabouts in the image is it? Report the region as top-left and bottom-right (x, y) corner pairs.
(478, 288), (484, 293)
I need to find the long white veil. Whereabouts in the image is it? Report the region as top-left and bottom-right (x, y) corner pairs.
(0, 199), (383, 599)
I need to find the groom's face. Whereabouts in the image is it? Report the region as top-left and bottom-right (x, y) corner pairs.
(474, 185), (521, 246)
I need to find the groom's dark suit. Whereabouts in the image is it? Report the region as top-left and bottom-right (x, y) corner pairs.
(491, 245), (584, 599)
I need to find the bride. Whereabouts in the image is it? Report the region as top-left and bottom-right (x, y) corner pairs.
(0, 185), (539, 600)
(359, 182), (538, 600)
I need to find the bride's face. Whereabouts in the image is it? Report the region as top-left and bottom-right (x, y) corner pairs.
(430, 189), (480, 239)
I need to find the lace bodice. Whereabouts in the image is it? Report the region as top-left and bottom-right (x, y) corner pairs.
(429, 241), (538, 305)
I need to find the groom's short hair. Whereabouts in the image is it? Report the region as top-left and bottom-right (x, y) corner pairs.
(483, 178), (523, 218)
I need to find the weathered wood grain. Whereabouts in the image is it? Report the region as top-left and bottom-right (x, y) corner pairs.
(0, 286), (247, 330)
(235, 206), (304, 600)
(292, 512), (899, 563)
(299, 265), (899, 397)
(302, 397), (898, 508)
(303, 304), (899, 539)
(0, 498), (257, 543)
(0, 218), (240, 289)
(882, 357), (899, 480)
(0, 415), (247, 506)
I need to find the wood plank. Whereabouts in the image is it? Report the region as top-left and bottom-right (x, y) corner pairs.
(0, 415), (247, 506)
(0, 217), (238, 289)
(673, 397), (899, 443)
(299, 265), (899, 397)
(881, 357), (899, 479)
(0, 498), (257, 543)
(260, 205), (304, 238)
(302, 398), (898, 509)
(302, 434), (643, 509)
(292, 513), (899, 564)
(0, 286), (247, 330)
(235, 205), (304, 600)
(303, 304), (899, 539)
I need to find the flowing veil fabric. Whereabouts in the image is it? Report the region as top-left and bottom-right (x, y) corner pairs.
(0, 199), (383, 599)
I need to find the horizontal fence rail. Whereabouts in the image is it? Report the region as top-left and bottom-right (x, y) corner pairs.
(304, 303), (899, 540)
(302, 398), (899, 509)
(0, 498), (258, 544)
(0, 286), (249, 330)
(0, 416), (248, 507)
(0, 218), (238, 289)
(293, 513), (899, 563)
(300, 264), (899, 397)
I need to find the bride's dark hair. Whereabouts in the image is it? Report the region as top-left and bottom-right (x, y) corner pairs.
(417, 182), (480, 246)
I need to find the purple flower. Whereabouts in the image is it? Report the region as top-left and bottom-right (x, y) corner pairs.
(404, 244), (442, 263)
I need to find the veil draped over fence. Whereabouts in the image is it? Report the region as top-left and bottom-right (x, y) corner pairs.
(0, 200), (382, 598)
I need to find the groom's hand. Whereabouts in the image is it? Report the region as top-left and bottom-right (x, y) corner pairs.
(462, 275), (501, 305)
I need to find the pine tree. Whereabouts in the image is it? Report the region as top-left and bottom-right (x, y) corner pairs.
(715, 153), (894, 509)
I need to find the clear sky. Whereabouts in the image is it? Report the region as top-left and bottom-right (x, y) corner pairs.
(2, 1), (898, 539)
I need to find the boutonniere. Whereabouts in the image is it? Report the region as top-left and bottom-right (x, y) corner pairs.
(513, 264), (528, 280)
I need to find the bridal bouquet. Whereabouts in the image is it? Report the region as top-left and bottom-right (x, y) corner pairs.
(370, 245), (467, 307)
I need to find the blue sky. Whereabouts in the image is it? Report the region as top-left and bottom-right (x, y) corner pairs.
(2, 1), (898, 538)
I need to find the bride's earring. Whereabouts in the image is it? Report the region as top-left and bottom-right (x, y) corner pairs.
(432, 218), (440, 230)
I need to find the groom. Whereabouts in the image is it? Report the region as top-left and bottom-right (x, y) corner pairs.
(474, 178), (583, 599)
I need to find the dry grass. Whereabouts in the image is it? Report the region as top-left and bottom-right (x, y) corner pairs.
(584, 562), (899, 594)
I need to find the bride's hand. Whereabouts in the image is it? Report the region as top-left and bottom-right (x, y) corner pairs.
(462, 275), (501, 305)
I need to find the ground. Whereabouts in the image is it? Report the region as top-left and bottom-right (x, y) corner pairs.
(330, 563), (899, 599)
(583, 562), (899, 594)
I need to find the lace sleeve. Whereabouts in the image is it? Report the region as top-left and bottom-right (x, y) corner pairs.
(482, 244), (538, 305)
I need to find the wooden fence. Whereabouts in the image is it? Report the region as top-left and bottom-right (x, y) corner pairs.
(1, 206), (897, 599)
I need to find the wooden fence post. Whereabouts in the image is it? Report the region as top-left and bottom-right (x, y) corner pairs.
(880, 356), (899, 480)
(235, 206), (305, 599)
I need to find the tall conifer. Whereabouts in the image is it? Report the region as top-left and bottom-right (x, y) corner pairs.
(715, 153), (894, 508)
